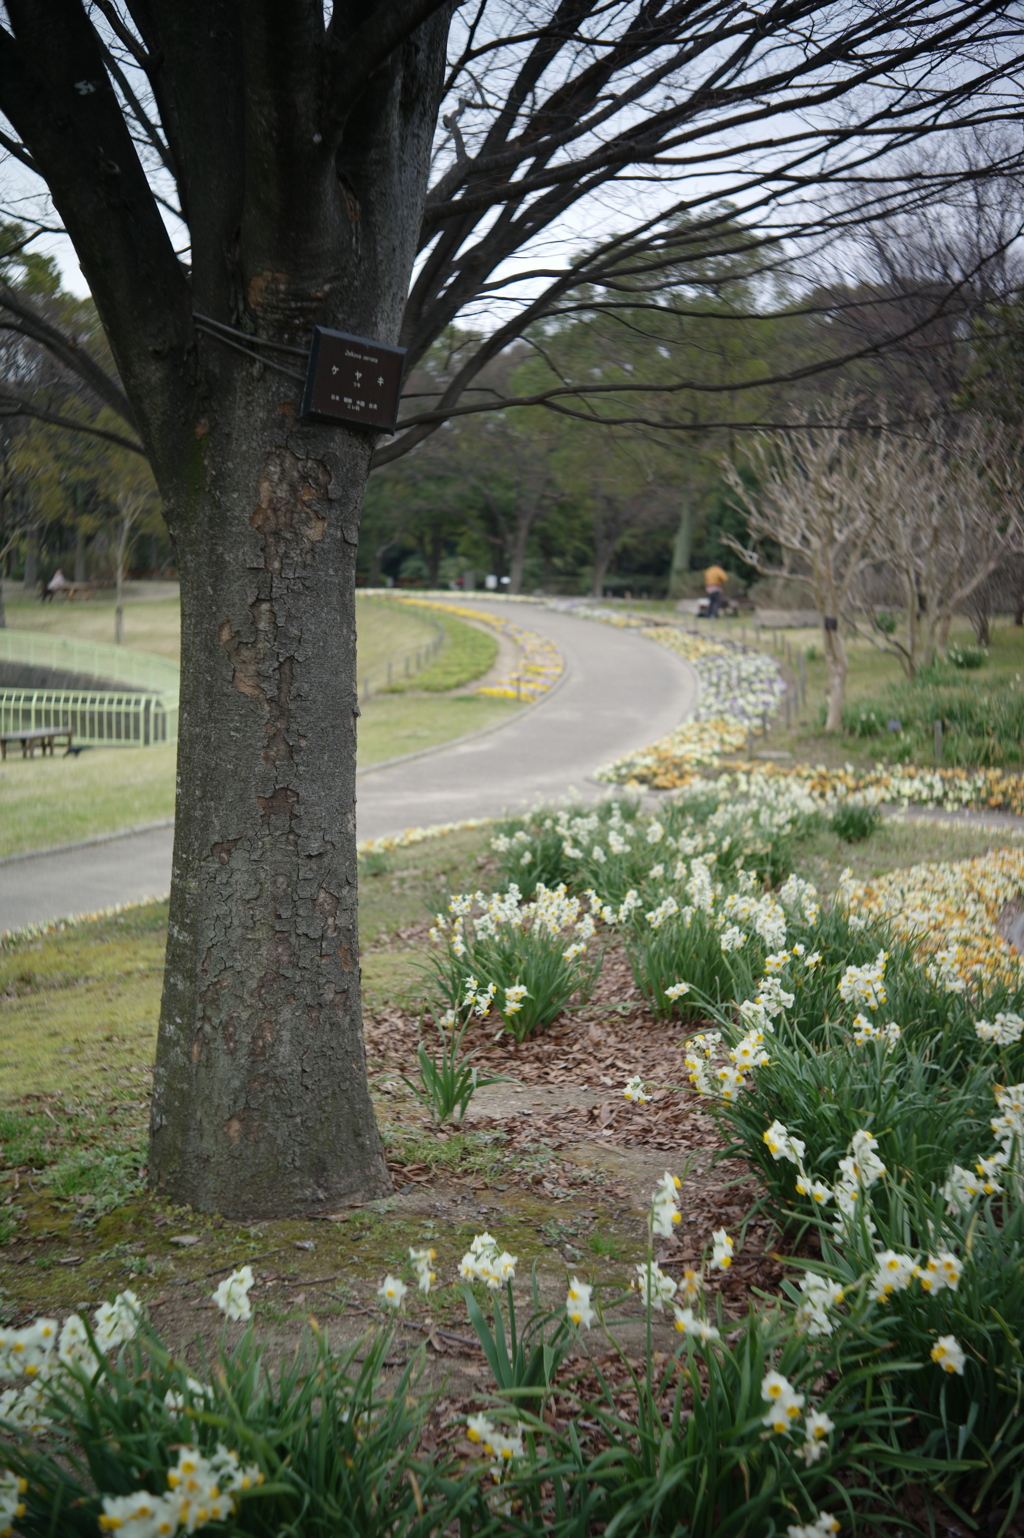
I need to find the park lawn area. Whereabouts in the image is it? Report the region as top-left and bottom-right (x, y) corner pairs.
(2, 588), (183, 661)
(377, 602), (499, 692)
(0, 694), (520, 858)
(0, 800), (1021, 1341)
(356, 691), (518, 764)
(3, 586), (443, 671)
(710, 611), (1024, 769)
(1, 809), (1017, 1108)
(0, 744), (177, 858)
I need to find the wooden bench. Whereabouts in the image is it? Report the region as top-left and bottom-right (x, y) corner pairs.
(0, 728), (75, 759)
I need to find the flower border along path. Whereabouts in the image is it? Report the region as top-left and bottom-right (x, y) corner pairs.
(580, 605), (1024, 817)
(384, 595), (565, 702)
(549, 607), (785, 783)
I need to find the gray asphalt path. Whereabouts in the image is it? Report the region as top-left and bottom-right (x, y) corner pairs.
(355, 598), (696, 839)
(0, 601), (696, 932)
(0, 825), (175, 934)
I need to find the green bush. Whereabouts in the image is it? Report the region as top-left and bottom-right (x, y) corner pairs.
(842, 670), (1024, 766)
(829, 802), (882, 842)
(947, 643), (988, 670)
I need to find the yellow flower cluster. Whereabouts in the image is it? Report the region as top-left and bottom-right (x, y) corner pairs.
(596, 717), (747, 785)
(357, 817), (492, 857)
(843, 848), (1024, 988)
(387, 596), (564, 701)
(763, 762), (1024, 815)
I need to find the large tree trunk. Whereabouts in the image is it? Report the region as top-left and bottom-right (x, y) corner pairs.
(149, 378), (391, 1217)
(143, 9), (452, 1219)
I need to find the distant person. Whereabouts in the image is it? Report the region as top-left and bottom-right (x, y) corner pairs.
(704, 562), (728, 618)
(43, 568), (69, 602)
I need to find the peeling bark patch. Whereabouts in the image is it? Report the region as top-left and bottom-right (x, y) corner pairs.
(224, 1116), (243, 1144)
(263, 653), (295, 764)
(218, 619), (266, 703)
(338, 940), (354, 972)
(249, 446), (329, 574)
(212, 838), (240, 865)
(191, 1036), (202, 1063)
(256, 786), (298, 823)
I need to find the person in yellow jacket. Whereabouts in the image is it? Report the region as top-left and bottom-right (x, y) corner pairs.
(704, 562), (728, 618)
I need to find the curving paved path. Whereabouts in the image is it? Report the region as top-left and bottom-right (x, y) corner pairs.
(0, 600), (697, 932)
(356, 598), (695, 839)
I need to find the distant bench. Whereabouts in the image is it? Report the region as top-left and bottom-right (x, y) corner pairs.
(42, 582), (100, 602)
(0, 728), (75, 759)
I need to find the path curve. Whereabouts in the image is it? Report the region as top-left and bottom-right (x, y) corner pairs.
(0, 601), (698, 932)
(355, 598), (696, 840)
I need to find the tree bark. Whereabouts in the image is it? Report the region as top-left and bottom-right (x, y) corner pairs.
(141, 8), (453, 1218)
(668, 500), (694, 598)
(149, 377), (392, 1215)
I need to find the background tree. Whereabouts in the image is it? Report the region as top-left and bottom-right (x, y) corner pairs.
(850, 417), (1024, 673)
(723, 408), (882, 728)
(1, 3), (1021, 1218)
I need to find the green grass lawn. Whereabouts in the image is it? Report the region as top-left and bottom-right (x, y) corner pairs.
(2, 586), (183, 660)
(357, 691), (517, 764)
(2, 585), (441, 669)
(0, 745), (177, 858)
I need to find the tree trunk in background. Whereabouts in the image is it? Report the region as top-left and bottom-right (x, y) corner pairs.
(508, 515), (534, 594)
(823, 623), (848, 731)
(23, 529), (37, 593)
(668, 501), (694, 598)
(591, 547), (613, 597)
(74, 526), (86, 584)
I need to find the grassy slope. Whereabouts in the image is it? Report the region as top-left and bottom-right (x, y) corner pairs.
(0, 591), (513, 856)
(357, 692), (517, 763)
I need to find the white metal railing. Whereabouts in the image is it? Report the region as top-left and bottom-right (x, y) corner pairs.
(0, 688), (177, 747)
(0, 629), (179, 746)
